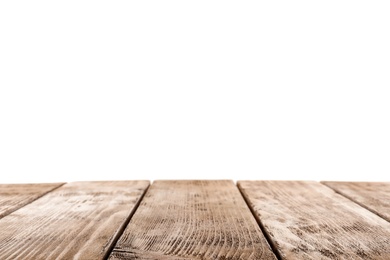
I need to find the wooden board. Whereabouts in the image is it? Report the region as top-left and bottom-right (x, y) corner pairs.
(0, 181), (149, 260)
(323, 181), (390, 222)
(0, 183), (63, 219)
(109, 180), (277, 260)
(238, 181), (390, 260)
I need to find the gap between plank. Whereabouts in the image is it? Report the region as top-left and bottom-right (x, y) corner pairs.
(103, 183), (151, 260)
(320, 182), (390, 224)
(236, 183), (282, 260)
(1, 182), (66, 219)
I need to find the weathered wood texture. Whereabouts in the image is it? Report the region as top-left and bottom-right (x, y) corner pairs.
(323, 181), (390, 222)
(238, 181), (390, 260)
(110, 180), (277, 260)
(0, 183), (63, 219)
(0, 181), (149, 260)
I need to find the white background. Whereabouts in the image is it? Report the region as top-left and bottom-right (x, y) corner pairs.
(1, 1), (389, 183)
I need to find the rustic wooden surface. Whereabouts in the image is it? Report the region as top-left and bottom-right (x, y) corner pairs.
(0, 181), (149, 260)
(238, 181), (390, 260)
(323, 181), (390, 222)
(109, 180), (277, 260)
(1, 180), (390, 259)
(0, 183), (63, 219)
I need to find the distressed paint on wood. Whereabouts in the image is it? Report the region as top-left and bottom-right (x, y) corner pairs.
(0, 183), (63, 219)
(0, 181), (149, 260)
(238, 181), (390, 260)
(110, 180), (277, 260)
(323, 181), (390, 223)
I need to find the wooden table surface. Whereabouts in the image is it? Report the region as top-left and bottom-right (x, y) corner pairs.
(0, 180), (389, 260)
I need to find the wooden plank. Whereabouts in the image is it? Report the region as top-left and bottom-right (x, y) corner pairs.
(238, 181), (390, 260)
(109, 180), (277, 260)
(323, 181), (390, 222)
(0, 183), (63, 219)
(0, 181), (149, 260)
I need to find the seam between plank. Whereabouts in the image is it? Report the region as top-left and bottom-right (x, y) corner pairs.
(320, 181), (390, 224)
(103, 183), (151, 260)
(236, 182), (282, 260)
(0, 182), (66, 220)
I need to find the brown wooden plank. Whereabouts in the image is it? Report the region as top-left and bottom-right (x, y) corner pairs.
(238, 181), (390, 260)
(322, 181), (390, 223)
(109, 180), (277, 260)
(0, 180), (149, 260)
(0, 183), (63, 219)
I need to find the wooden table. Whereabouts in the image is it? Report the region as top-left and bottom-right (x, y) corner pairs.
(0, 180), (389, 259)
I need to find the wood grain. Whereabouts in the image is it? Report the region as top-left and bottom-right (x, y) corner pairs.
(0, 181), (149, 260)
(238, 181), (390, 260)
(109, 180), (277, 260)
(323, 181), (390, 222)
(0, 183), (63, 219)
